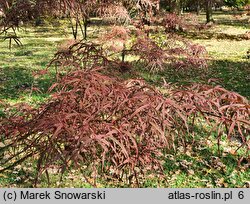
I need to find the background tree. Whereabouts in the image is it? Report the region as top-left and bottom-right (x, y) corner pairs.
(224, 0), (250, 8)
(205, 0), (214, 23)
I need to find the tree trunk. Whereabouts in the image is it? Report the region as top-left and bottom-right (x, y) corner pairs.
(121, 43), (126, 63)
(170, 0), (182, 15)
(70, 19), (78, 40)
(196, 1), (201, 15)
(79, 19), (88, 40)
(205, 0), (213, 23)
(84, 20), (88, 40)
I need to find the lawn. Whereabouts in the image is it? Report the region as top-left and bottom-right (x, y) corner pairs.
(0, 11), (249, 187)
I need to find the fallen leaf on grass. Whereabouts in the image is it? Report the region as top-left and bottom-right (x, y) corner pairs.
(0, 173), (8, 178)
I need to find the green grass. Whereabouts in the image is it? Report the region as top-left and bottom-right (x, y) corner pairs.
(1, 139), (249, 188)
(0, 11), (249, 187)
(0, 25), (65, 104)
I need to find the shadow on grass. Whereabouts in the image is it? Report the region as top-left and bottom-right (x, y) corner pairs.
(180, 31), (249, 41)
(0, 66), (55, 100)
(133, 59), (249, 98)
(162, 125), (249, 188)
(163, 149), (246, 187)
(208, 59), (250, 98)
(131, 61), (208, 87)
(214, 12), (250, 28)
(176, 12), (249, 40)
(200, 10), (249, 27)
(216, 19), (249, 28)
(215, 14), (250, 27)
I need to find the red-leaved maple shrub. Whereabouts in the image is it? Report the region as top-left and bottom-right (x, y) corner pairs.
(0, 65), (249, 186)
(0, 34), (249, 186)
(49, 40), (109, 73)
(0, 67), (189, 186)
(162, 13), (186, 33)
(131, 32), (208, 72)
(161, 12), (213, 33)
(0, 7), (249, 186)
(48, 34), (208, 74)
(174, 84), (250, 155)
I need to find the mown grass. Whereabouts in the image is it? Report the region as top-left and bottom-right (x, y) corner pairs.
(0, 11), (249, 187)
(0, 25), (64, 104)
